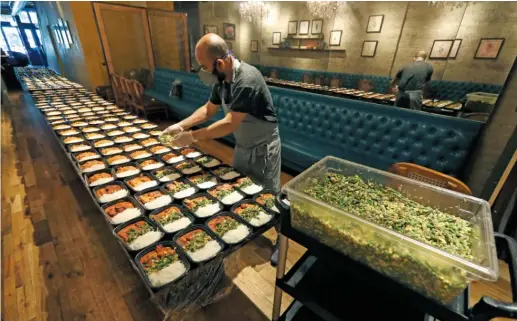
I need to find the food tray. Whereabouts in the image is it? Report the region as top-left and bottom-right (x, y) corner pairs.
(230, 200), (274, 229)
(210, 165), (243, 182)
(205, 212), (253, 246)
(71, 149), (102, 163)
(83, 168), (116, 187)
(133, 186), (174, 211)
(112, 162), (142, 179)
(253, 189), (281, 215)
(194, 155), (223, 169)
(148, 205), (195, 235)
(113, 216), (165, 252)
(100, 196), (145, 225)
(137, 156), (165, 171)
(172, 225), (225, 265)
(150, 166), (183, 183)
(91, 181), (130, 203)
(281, 156), (498, 304)
(123, 172), (160, 193)
(182, 192), (223, 220)
(207, 183), (246, 208)
(134, 241), (191, 290)
(162, 179), (199, 201)
(185, 171), (219, 190)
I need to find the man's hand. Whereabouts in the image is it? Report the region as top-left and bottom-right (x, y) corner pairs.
(171, 131), (196, 147)
(392, 86), (399, 94)
(161, 123), (183, 136)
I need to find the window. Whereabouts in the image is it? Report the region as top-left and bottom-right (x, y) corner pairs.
(28, 12), (38, 24)
(2, 27), (26, 53)
(36, 29), (41, 43)
(0, 32), (8, 52)
(0, 15), (12, 23)
(18, 12), (31, 24)
(24, 29), (37, 48)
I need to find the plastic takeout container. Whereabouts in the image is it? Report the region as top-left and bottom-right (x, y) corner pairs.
(281, 156), (498, 304)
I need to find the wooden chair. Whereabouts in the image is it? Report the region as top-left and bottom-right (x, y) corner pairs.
(357, 79), (375, 92)
(130, 80), (168, 120)
(269, 70), (278, 79)
(389, 162), (472, 195)
(314, 75), (324, 86)
(118, 76), (134, 112)
(302, 74), (313, 84)
(111, 75), (124, 107)
(329, 77), (341, 88)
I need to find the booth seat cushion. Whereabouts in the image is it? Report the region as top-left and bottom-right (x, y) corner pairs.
(270, 86), (482, 176)
(427, 80), (502, 101)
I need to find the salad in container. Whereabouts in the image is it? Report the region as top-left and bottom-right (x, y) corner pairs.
(164, 180), (198, 200)
(254, 192), (280, 214)
(212, 166), (241, 181)
(206, 214), (251, 245)
(162, 152), (185, 164)
(151, 167), (182, 183)
(149, 205), (193, 233)
(208, 184), (245, 206)
(183, 193), (222, 218)
(195, 155), (222, 169)
(186, 172), (218, 189)
(136, 243), (189, 288)
(101, 197), (143, 224)
(175, 161), (202, 175)
(174, 226), (223, 263)
(231, 201), (273, 228)
(114, 217), (164, 251)
(232, 177), (264, 195)
(181, 148), (202, 159)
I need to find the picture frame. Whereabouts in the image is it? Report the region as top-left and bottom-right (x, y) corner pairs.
(251, 40), (258, 52)
(299, 20), (310, 35)
(204, 25), (218, 35)
(288, 21), (298, 35)
(429, 39), (454, 59)
(272, 32), (281, 45)
(366, 15), (384, 33)
(474, 38), (505, 59)
(361, 41), (378, 57)
(448, 39), (462, 59)
(311, 19), (323, 35)
(329, 30), (342, 46)
(223, 23), (236, 40)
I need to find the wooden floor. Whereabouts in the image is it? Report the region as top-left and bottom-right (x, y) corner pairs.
(1, 92), (512, 321)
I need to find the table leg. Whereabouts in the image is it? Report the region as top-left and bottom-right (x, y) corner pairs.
(272, 233), (289, 321)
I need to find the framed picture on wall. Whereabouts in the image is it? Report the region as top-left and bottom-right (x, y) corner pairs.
(429, 39), (453, 59)
(329, 30), (342, 46)
(251, 40), (258, 52)
(223, 23), (236, 40)
(272, 32), (281, 45)
(204, 25), (218, 35)
(448, 39), (462, 59)
(311, 19), (323, 34)
(361, 41), (378, 57)
(299, 20), (310, 35)
(475, 38), (505, 59)
(366, 15), (384, 33)
(288, 21), (298, 35)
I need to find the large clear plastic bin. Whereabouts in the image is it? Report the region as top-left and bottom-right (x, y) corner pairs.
(282, 156), (499, 304)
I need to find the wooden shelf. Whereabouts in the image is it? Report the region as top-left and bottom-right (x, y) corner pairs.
(267, 47), (345, 53)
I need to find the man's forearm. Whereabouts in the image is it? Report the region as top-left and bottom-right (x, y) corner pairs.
(391, 78), (398, 87)
(192, 118), (237, 141)
(177, 104), (210, 130)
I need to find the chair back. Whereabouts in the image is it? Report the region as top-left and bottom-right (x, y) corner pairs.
(130, 80), (145, 109)
(330, 77), (341, 88)
(357, 79), (375, 92)
(314, 75), (323, 86)
(302, 73), (313, 84)
(269, 69), (278, 79)
(389, 162), (472, 195)
(111, 75), (124, 106)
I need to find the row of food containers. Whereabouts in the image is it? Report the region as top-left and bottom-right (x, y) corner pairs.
(29, 84), (286, 292)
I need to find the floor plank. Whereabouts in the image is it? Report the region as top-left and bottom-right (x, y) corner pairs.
(1, 91), (513, 321)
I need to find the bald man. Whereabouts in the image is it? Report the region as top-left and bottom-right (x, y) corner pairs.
(391, 50), (433, 110)
(163, 33), (281, 193)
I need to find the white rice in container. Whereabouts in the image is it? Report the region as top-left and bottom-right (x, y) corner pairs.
(165, 155), (185, 164)
(101, 124), (117, 130)
(187, 240), (221, 262)
(124, 145), (142, 152)
(240, 184), (263, 195)
(181, 165), (201, 174)
(248, 211), (273, 227)
(132, 180), (158, 191)
(132, 152), (152, 159)
(152, 147), (171, 154)
(196, 179), (217, 189)
(110, 207), (142, 224)
(86, 134), (104, 140)
(194, 203), (220, 218)
(185, 151), (202, 158)
(220, 191), (244, 205)
(64, 137), (83, 144)
(102, 148), (122, 156)
(115, 137), (132, 143)
(82, 163), (106, 173)
(148, 261), (187, 287)
(108, 130), (124, 136)
(89, 177), (114, 187)
(221, 224), (250, 244)
(219, 171), (240, 180)
(142, 141), (159, 147)
(60, 130), (79, 136)
(174, 187), (196, 199)
(109, 157), (130, 165)
(161, 217), (192, 233)
(142, 163), (164, 171)
(158, 172), (181, 182)
(71, 145), (91, 152)
(98, 188), (128, 203)
(133, 133), (149, 139)
(127, 230), (163, 250)
(116, 169), (140, 178)
(124, 127), (140, 133)
(77, 154), (100, 162)
(143, 195), (173, 210)
(202, 159), (221, 167)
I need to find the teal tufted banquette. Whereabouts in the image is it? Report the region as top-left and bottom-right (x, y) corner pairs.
(254, 65), (503, 102)
(146, 68), (484, 177)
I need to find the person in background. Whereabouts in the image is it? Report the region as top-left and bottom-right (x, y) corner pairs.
(391, 50), (433, 110)
(162, 33), (282, 265)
